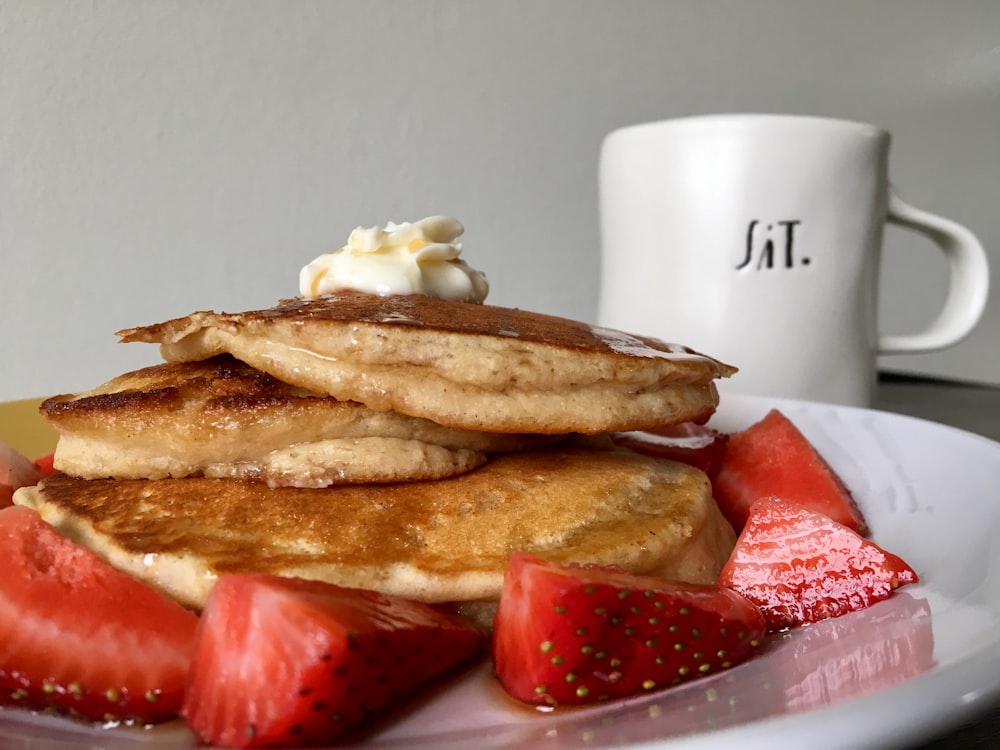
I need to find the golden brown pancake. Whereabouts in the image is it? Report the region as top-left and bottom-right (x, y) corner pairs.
(117, 292), (736, 435)
(40, 356), (560, 486)
(14, 446), (736, 612)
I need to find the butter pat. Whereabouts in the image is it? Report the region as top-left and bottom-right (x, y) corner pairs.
(300, 216), (489, 303)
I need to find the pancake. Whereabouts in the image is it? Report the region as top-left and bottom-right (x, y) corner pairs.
(13, 446), (737, 613)
(40, 356), (559, 486)
(117, 292), (736, 435)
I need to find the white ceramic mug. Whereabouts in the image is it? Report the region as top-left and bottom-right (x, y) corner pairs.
(597, 114), (990, 407)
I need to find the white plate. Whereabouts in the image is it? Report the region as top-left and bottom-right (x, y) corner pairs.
(3, 393), (1000, 749)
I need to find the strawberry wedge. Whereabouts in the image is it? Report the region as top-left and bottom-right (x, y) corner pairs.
(713, 409), (868, 534)
(0, 505), (199, 723)
(492, 552), (765, 706)
(719, 497), (918, 631)
(183, 574), (485, 748)
(1, 439), (46, 508)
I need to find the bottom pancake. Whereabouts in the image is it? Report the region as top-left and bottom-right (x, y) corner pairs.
(13, 446), (736, 614)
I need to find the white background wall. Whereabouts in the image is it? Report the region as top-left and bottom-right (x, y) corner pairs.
(2, 0), (998, 401)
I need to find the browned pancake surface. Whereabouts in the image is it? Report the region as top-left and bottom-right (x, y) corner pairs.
(41, 356), (556, 484)
(117, 293), (736, 434)
(17, 447), (736, 610)
(123, 293), (727, 366)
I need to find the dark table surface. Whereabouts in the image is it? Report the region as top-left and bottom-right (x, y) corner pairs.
(874, 376), (1000, 749)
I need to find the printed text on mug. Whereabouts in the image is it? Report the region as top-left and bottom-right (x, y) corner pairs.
(736, 219), (807, 270)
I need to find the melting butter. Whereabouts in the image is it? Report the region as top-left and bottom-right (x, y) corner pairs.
(299, 216), (489, 303)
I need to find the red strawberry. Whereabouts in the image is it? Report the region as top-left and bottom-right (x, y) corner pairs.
(492, 551), (765, 707)
(611, 421), (729, 478)
(713, 409), (868, 534)
(719, 497), (918, 631)
(183, 574), (485, 748)
(33, 452), (57, 477)
(0, 439), (46, 508)
(0, 505), (199, 723)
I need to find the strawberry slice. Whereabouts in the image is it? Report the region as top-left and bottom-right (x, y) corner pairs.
(492, 551), (765, 707)
(719, 497), (918, 631)
(611, 421), (729, 478)
(0, 505), (199, 723)
(712, 409), (868, 534)
(33, 452), (57, 477)
(0, 439), (46, 508)
(183, 574), (485, 748)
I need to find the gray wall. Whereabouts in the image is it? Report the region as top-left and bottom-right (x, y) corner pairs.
(2, 0), (998, 400)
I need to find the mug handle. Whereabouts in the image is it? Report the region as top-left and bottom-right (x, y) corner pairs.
(878, 189), (990, 353)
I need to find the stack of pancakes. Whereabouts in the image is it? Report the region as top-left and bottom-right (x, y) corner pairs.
(15, 292), (738, 624)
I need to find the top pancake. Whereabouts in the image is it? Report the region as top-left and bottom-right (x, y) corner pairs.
(118, 292), (736, 434)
